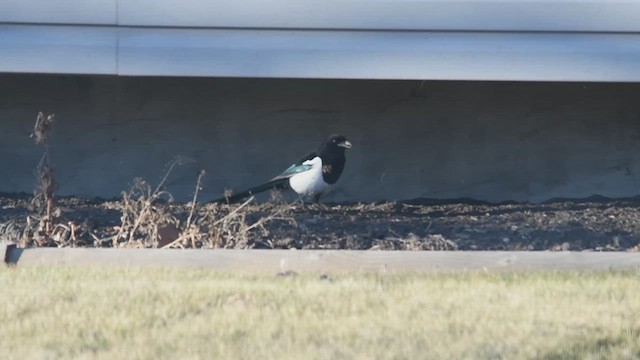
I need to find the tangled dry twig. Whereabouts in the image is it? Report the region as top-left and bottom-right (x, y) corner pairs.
(22, 112), (64, 246)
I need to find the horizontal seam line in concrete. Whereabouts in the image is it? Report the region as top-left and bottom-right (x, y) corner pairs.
(2, 22), (639, 35)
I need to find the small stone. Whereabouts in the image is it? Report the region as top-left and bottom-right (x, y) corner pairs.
(277, 270), (298, 277)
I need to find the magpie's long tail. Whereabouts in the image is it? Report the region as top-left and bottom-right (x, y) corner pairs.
(209, 178), (288, 204)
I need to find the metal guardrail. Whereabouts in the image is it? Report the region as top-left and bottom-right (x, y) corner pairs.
(3, 243), (640, 272)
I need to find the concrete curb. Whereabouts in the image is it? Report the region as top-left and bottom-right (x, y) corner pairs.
(3, 247), (640, 272)
(1, 242), (9, 264)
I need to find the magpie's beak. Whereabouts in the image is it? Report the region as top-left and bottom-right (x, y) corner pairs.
(338, 140), (352, 149)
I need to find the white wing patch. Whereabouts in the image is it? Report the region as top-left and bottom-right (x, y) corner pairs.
(288, 157), (330, 198)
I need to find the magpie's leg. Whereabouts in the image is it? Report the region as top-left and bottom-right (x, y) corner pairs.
(314, 193), (331, 213)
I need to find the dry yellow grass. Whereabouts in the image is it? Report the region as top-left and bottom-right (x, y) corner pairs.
(1, 266), (639, 359)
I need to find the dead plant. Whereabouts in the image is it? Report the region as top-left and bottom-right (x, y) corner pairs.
(159, 169), (207, 249)
(22, 112), (61, 246)
(31, 112), (57, 226)
(160, 182), (295, 249)
(109, 157), (192, 248)
(195, 198), (295, 249)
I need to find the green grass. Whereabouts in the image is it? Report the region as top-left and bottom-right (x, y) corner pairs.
(1, 267), (639, 359)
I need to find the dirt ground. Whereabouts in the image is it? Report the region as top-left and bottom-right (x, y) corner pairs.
(1, 192), (640, 251)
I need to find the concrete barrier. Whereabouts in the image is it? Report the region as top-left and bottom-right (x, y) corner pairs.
(1, 242), (9, 264)
(3, 76), (640, 203)
(4, 246), (640, 272)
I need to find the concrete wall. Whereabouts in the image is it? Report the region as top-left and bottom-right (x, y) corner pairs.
(1, 74), (639, 203)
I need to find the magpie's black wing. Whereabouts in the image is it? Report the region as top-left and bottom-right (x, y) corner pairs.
(210, 151), (319, 204)
(296, 151), (318, 165)
(271, 151), (317, 180)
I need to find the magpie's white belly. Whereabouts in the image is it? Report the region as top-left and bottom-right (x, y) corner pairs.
(288, 157), (330, 197)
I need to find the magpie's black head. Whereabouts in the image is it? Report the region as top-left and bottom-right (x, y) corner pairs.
(321, 134), (352, 153)
(317, 134), (351, 185)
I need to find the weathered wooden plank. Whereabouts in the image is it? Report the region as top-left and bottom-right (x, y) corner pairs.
(5, 248), (640, 272)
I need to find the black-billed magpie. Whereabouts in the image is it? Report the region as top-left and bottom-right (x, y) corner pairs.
(212, 134), (352, 204)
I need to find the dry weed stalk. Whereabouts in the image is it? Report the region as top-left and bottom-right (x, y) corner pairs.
(160, 169), (207, 249)
(156, 166), (296, 249)
(111, 157), (192, 247)
(31, 113), (56, 228)
(197, 198), (295, 249)
(111, 177), (177, 247)
(26, 112), (59, 245)
(159, 193), (295, 249)
(104, 156), (293, 249)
